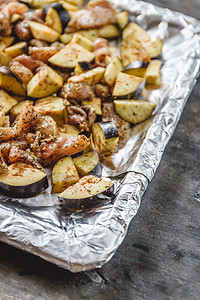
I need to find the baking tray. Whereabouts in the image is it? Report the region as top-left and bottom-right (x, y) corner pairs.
(0, 0), (200, 272)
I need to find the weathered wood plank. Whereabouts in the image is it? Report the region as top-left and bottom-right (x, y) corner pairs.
(0, 1), (199, 299)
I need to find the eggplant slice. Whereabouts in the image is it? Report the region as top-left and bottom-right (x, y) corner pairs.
(92, 121), (119, 157)
(59, 175), (114, 210)
(52, 156), (79, 194)
(0, 163), (48, 198)
(114, 100), (156, 124)
(73, 151), (100, 176)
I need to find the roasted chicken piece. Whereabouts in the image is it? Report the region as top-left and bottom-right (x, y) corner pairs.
(40, 134), (90, 166)
(11, 54), (45, 73)
(0, 1), (28, 36)
(60, 82), (95, 101)
(29, 46), (62, 62)
(67, 0), (116, 32)
(0, 102), (37, 142)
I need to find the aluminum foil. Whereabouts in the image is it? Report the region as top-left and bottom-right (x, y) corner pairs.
(0, 0), (200, 272)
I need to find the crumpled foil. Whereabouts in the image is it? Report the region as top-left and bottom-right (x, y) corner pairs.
(0, 0), (200, 272)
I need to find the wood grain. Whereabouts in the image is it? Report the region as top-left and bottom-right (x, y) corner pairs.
(0, 1), (200, 299)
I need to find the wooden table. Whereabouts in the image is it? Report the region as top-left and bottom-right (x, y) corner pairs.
(0, 1), (200, 299)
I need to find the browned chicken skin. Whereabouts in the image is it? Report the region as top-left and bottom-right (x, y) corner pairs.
(29, 46), (61, 62)
(0, 102), (37, 142)
(40, 134), (90, 166)
(67, 0), (116, 32)
(60, 82), (95, 101)
(0, 102), (90, 170)
(0, 1), (28, 35)
(11, 54), (45, 73)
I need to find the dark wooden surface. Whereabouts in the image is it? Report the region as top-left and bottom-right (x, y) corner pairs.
(0, 1), (200, 300)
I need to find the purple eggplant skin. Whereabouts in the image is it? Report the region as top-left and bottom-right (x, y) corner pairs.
(95, 114), (102, 123)
(58, 183), (115, 210)
(49, 2), (71, 33)
(0, 176), (48, 198)
(79, 62), (93, 71)
(78, 130), (91, 138)
(131, 79), (145, 100)
(124, 61), (149, 70)
(71, 150), (83, 159)
(99, 121), (119, 140)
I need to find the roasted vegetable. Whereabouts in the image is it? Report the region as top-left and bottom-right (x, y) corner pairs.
(60, 29), (99, 44)
(103, 56), (122, 86)
(144, 60), (162, 84)
(59, 175), (114, 210)
(116, 11), (128, 29)
(109, 46), (119, 58)
(0, 37), (14, 51)
(99, 24), (120, 38)
(83, 134), (95, 153)
(82, 98), (102, 116)
(45, 6), (62, 33)
(65, 0), (83, 7)
(76, 29), (99, 41)
(73, 151), (99, 176)
(34, 96), (68, 125)
(10, 13), (22, 23)
(112, 72), (143, 98)
(59, 1), (79, 11)
(4, 42), (27, 58)
(0, 66), (26, 96)
(28, 21), (60, 42)
(0, 162), (48, 198)
(27, 65), (63, 98)
(124, 61), (149, 77)
(0, 89), (18, 114)
(74, 62), (92, 75)
(32, 0), (55, 7)
(60, 33), (73, 44)
(145, 38), (163, 58)
(68, 67), (105, 85)
(50, 2), (71, 32)
(52, 156), (79, 193)
(92, 121), (119, 157)
(48, 42), (95, 68)
(123, 22), (150, 42)
(122, 22), (163, 58)
(114, 100), (156, 124)
(120, 33), (150, 67)
(0, 51), (12, 66)
(71, 33), (94, 52)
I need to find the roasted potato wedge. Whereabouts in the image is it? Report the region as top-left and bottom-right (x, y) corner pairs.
(34, 96), (68, 125)
(27, 65), (63, 98)
(0, 66), (26, 96)
(103, 56), (122, 86)
(0, 89), (18, 114)
(49, 42), (95, 68)
(68, 67), (105, 85)
(112, 72), (143, 97)
(114, 100), (156, 124)
(28, 21), (60, 42)
(52, 156), (80, 193)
